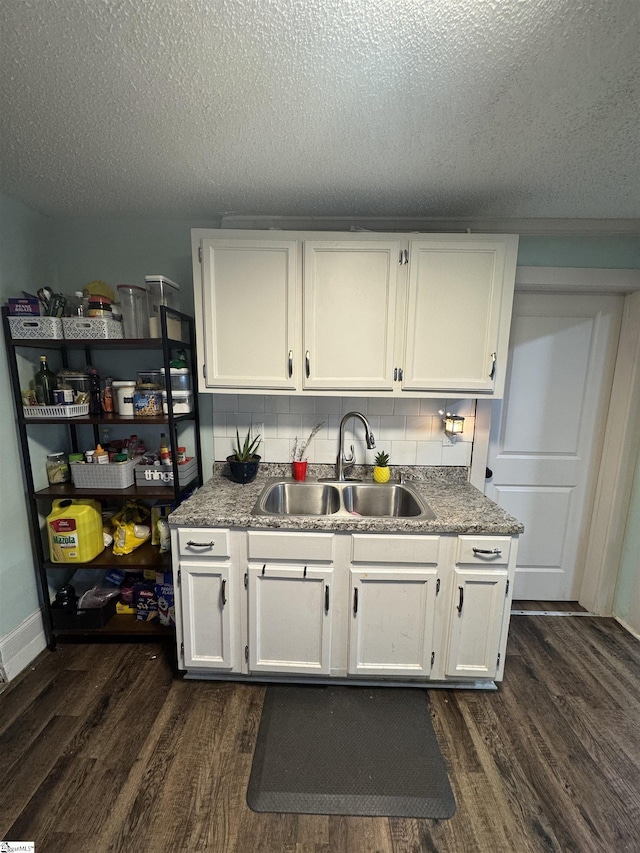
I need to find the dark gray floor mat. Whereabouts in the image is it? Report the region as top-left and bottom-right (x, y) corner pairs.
(247, 684), (456, 818)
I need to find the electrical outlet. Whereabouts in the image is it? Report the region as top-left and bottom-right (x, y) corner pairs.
(254, 422), (265, 441)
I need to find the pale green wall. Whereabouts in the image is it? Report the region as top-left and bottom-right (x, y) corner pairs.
(0, 193), (53, 638)
(518, 236), (640, 269)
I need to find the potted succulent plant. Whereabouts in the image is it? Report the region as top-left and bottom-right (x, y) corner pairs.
(373, 450), (391, 483)
(227, 428), (262, 484)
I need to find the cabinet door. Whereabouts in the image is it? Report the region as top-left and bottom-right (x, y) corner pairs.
(445, 569), (508, 679)
(348, 567), (438, 677)
(200, 238), (298, 389)
(303, 240), (399, 390)
(402, 236), (516, 393)
(180, 561), (238, 670)
(248, 563), (333, 674)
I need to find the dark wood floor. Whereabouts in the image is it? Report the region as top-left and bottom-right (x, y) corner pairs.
(2, 608), (640, 853)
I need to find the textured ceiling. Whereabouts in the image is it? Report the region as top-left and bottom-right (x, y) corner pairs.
(1, 0), (639, 221)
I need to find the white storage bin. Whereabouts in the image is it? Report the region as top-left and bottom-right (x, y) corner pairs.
(162, 389), (193, 414)
(9, 316), (64, 340)
(62, 317), (123, 339)
(70, 458), (136, 489)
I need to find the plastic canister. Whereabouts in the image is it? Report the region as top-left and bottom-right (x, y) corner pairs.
(145, 275), (181, 338)
(113, 380), (136, 415)
(117, 284), (149, 339)
(47, 498), (104, 563)
(162, 389), (193, 414)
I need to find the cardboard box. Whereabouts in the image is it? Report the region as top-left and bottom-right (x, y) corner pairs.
(134, 581), (158, 622)
(155, 582), (175, 626)
(8, 297), (40, 315)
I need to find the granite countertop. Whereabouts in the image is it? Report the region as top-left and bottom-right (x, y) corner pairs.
(170, 463), (524, 535)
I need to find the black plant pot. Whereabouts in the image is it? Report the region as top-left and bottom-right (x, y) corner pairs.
(227, 455), (261, 484)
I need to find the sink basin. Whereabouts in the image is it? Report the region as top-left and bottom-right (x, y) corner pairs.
(252, 478), (435, 520)
(260, 482), (341, 516)
(342, 483), (434, 519)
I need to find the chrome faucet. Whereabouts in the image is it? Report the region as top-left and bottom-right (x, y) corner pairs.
(335, 411), (376, 481)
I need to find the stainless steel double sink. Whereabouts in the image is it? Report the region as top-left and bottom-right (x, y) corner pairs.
(251, 478), (436, 520)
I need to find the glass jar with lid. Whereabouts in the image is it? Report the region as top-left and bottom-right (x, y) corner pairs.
(46, 452), (70, 485)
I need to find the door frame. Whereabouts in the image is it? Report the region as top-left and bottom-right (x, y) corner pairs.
(471, 266), (640, 615)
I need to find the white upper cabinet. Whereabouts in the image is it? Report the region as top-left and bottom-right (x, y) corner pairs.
(192, 229), (518, 397)
(200, 237), (298, 389)
(403, 236), (517, 393)
(303, 240), (399, 391)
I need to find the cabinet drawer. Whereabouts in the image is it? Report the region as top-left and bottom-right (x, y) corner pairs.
(247, 531), (334, 561)
(456, 535), (510, 566)
(178, 528), (230, 558)
(352, 534), (440, 565)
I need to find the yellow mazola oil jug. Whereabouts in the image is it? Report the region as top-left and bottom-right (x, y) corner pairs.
(47, 498), (104, 563)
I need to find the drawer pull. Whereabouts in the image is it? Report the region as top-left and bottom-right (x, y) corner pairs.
(186, 540), (215, 547)
(472, 547), (502, 556)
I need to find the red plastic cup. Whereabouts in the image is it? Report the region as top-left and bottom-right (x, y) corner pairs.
(292, 461), (308, 481)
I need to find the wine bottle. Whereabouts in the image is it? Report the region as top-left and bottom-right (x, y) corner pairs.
(34, 355), (57, 405)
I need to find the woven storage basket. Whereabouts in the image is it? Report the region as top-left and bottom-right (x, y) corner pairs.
(24, 403), (89, 419)
(70, 459), (135, 489)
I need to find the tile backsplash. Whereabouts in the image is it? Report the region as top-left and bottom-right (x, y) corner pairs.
(212, 395), (475, 467)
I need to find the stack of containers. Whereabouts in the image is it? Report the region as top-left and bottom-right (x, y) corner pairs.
(160, 366), (192, 414)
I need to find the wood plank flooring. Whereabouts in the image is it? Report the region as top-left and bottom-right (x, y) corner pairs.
(2, 610), (640, 852)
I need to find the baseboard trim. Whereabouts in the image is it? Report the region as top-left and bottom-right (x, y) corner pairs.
(615, 615), (640, 642)
(0, 610), (47, 682)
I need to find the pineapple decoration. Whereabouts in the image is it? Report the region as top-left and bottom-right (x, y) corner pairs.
(373, 450), (391, 483)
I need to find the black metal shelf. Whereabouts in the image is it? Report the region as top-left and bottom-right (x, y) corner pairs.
(2, 304), (203, 649)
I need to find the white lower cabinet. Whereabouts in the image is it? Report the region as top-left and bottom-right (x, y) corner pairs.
(174, 527), (244, 673)
(348, 567), (438, 676)
(174, 527), (518, 687)
(248, 563), (333, 675)
(180, 561), (237, 671)
(443, 535), (515, 680)
(444, 569), (508, 679)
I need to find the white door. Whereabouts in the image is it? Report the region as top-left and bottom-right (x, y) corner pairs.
(486, 293), (623, 600)
(303, 240), (399, 390)
(248, 563), (333, 674)
(348, 567), (438, 677)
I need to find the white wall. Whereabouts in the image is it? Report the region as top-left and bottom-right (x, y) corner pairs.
(212, 393), (474, 466)
(614, 438), (640, 636)
(0, 193), (53, 670)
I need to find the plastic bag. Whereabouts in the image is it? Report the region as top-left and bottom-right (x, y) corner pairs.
(111, 501), (152, 556)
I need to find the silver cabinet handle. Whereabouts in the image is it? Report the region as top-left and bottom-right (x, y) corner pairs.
(472, 547), (502, 556)
(305, 351), (310, 378)
(394, 367), (398, 381)
(288, 350), (293, 378)
(489, 352), (496, 380)
(398, 367), (403, 381)
(186, 540), (215, 547)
